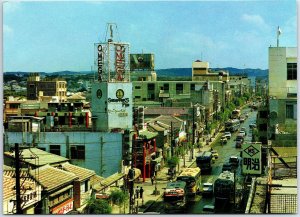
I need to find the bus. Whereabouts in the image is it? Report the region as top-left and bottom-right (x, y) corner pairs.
(196, 151), (213, 173)
(225, 119), (240, 132)
(176, 167), (201, 196)
(163, 181), (187, 211)
(231, 109), (241, 119)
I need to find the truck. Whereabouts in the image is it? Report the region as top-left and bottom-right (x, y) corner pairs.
(196, 151), (213, 173)
(163, 181), (187, 211)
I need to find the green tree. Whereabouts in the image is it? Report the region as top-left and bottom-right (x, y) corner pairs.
(166, 156), (180, 169)
(86, 198), (112, 214)
(110, 189), (128, 206)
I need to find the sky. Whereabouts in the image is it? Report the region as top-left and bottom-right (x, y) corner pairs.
(3, 0), (297, 72)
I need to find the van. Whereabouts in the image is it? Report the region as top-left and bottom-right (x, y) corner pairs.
(229, 156), (239, 167)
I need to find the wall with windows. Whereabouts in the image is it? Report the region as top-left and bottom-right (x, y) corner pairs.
(269, 47), (297, 99)
(4, 132), (122, 177)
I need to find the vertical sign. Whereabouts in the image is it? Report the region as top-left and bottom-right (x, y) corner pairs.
(242, 143), (262, 174)
(115, 44), (126, 81)
(97, 44), (103, 82)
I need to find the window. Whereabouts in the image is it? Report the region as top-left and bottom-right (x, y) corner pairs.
(148, 83), (155, 91)
(176, 83), (183, 94)
(50, 145), (61, 156)
(287, 63), (297, 80)
(259, 111), (268, 118)
(135, 86), (141, 89)
(191, 84), (195, 91)
(259, 123), (267, 131)
(135, 96), (141, 99)
(70, 145), (85, 159)
(84, 180), (89, 192)
(163, 83), (169, 91)
(286, 103), (297, 119)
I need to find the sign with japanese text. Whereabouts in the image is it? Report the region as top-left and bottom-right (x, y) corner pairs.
(242, 143), (261, 174)
(51, 198), (73, 214)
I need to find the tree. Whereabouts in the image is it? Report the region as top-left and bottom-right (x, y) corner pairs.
(86, 198), (112, 214)
(110, 189), (128, 214)
(166, 156), (180, 172)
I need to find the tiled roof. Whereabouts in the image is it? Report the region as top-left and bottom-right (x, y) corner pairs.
(59, 162), (95, 182)
(4, 148), (69, 166)
(138, 130), (158, 139)
(3, 174), (37, 201)
(30, 165), (77, 191)
(150, 115), (184, 129)
(90, 175), (104, 187)
(92, 173), (125, 192)
(147, 123), (166, 132)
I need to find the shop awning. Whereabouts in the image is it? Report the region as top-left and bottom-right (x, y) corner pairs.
(139, 130), (158, 139)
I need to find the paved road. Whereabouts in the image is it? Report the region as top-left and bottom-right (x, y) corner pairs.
(146, 106), (257, 214)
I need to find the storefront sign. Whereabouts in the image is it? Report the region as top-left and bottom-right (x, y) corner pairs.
(52, 198), (73, 214)
(242, 143), (261, 174)
(97, 44), (103, 82)
(115, 44), (126, 81)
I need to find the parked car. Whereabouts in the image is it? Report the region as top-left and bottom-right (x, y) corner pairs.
(249, 123), (257, 129)
(224, 132), (232, 139)
(229, 156), (240, 168)
(203, 205), (215, 214)
(220, 136), (227, 144)
(211, 150), (219, 159)
(241, 127), (246, 132)
(222, 162), (232, 172)
(245, 113), (249, 118)
(202, 183), (214, 197)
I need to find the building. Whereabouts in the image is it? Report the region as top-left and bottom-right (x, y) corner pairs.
(27, 73), (67, 102)
(268, 47), (297, 146)
(192, 60), (229, 82)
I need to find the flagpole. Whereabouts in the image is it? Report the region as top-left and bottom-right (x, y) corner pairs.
(277, 26), (281, 47)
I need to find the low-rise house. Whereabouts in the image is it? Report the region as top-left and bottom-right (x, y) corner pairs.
(30, 165), (78, 214)
(3, 169), (42, 214)
(59, 162), (95, 213)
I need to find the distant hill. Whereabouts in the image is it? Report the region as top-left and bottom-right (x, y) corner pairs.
(4, 67), (268, 78)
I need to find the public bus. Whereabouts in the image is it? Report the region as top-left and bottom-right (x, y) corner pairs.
(163, 181), (187, 211)
(176, 167), (201, 196)
(231, 109), (241, 119)
(196, 151), (213, 173)
(225, 119), (240, 132)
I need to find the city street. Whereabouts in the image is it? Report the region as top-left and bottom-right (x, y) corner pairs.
(146, 106), (257, 214)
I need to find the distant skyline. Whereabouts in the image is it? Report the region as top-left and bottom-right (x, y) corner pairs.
(3, 1), (297, 72)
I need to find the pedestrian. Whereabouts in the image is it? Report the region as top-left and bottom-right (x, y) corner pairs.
(139, 187), (144, 199)
(135, 186), (139, 199)
(151, 176), (155, 185)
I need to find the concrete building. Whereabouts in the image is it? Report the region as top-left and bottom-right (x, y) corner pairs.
(192, 60), (229, 82)
(27, 73), (67, 102)
(268, 47), (297, 146)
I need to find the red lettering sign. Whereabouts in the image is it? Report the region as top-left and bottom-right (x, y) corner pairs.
(52, 198), (73, 214)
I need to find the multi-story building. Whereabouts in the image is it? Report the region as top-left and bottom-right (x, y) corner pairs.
(27, 73), (67, 102)
(192, 60), (229, 82)
(268, 47), (297, 146)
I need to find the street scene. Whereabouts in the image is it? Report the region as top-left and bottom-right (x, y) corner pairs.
(2, 1), (297, 215)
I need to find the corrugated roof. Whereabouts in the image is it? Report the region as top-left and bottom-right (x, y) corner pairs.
(151, 115), (184, 130)
(92, 173), (125, 192)
(59, 162), (95, 182)
(139, 130), (158, 139)
(4, 148), (69, 166)
(147, 123), (165, 132)
(30, 165), (77, 191)
(90, 175), (105, 187)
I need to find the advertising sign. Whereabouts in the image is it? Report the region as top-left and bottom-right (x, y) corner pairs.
(51, 198), (73, 214)
(115, 44), (126, 81)
(97, 44), (104, 82)
(242, 143), (262, 174)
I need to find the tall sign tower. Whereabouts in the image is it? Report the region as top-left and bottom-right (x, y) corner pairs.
(91, 23), (133, 131)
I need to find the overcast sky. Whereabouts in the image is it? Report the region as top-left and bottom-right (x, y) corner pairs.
(3, 0), (297, 72)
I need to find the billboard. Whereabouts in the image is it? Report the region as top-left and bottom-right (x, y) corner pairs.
(242, 142), (262, 174)
(130, 54), (154, 71)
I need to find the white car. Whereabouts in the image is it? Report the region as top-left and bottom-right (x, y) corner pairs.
(239, 130), (246, 137)
(224, 132), (232, 139)
(202, 183), (214, 196)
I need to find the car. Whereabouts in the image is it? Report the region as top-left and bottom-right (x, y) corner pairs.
(203, 205), (215, 214)
(245, 113), (249, 118)
(229, 156), (240, 167)
(222, 162), (232, 172)
(236, 138), (243, 148)
(224, 132), (232, 139)
(202, 183), (214, 196)
(249, 123), (257, 129)
(239, 116), (246, 123)
(211, 150), (219, 159)
(220, 136), (227, 144)
(239, 130), (246, 137)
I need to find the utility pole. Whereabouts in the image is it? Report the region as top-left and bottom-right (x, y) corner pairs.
(170, 121), (174, 157)
(15, 143), (22, 214)
(100, 137), (105, 176)
(192, 105), (195, 159)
